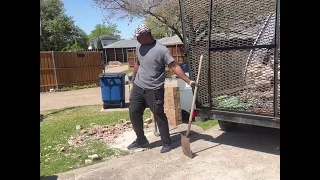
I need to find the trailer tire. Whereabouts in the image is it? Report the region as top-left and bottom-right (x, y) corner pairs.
(218, 120), (237, 131)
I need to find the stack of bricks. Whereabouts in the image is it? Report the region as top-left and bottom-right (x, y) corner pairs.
(164, 86), (182, 126)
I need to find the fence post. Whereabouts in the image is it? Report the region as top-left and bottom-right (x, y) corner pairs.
(101, 51), (105, 73)
(175, 45), (178, 63)
(122, 48), (124, 63)
(51, 51), (59, 90)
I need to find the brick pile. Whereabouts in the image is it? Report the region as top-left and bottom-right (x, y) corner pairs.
(67, 120), (132, 147)
(164, 86), (182, 126)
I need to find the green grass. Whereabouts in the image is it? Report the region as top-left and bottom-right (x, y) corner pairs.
(56, 83), (98, 92)
(193, 119), (218, 131)
(122, 69), (133, 75)
(40, 105), (151, 176)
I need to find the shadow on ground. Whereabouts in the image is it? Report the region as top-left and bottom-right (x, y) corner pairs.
(46, 107), (77, 115)
(40, 175), (58, 180)
(41, 107), (78, 122)
(148, 124), (280, 157)
(103, 103), (130, 109)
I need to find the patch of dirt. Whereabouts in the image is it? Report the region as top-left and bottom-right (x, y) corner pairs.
(67, 120), (133, 147)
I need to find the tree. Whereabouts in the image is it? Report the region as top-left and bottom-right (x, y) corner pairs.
(74, 27), (89, 50)
(96, 38), (103, 49)
(92, 0), (183, 42)
(143, 15), (169, 39)
(40, 0), (88, 51)
(88, 24), (121, 40)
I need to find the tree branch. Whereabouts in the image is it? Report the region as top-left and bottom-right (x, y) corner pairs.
(147, 10), (183, 42)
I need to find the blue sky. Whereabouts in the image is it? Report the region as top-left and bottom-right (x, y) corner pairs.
(61, 0), (143, 39)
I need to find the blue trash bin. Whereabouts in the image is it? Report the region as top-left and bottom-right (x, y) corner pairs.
(99, 72), (126, 109)
(178, 63), (189, 73)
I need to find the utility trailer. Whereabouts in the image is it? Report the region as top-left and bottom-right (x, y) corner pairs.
(179, 0), (280, 130)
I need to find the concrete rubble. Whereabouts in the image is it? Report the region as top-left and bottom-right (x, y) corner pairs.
(67, 120), (135, 147)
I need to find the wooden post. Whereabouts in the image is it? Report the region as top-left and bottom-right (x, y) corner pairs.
(105, 49), (108, 63)
(175, 44), (178, 63)
(51, 51), (59, 90)
(134, 49), (136, 63)
(122, 48), (124, 63)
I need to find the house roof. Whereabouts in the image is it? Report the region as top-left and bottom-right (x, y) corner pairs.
(88, 35), (118, 42)
(158, 35), (183, 45)
(100, 35), (118, 40)
(104, 39), (139, 48)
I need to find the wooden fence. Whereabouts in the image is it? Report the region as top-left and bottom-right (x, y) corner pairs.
(40, 51), (103, 92)
(79, 48), (131, 64)
(127, 44), (185, 69)
(78, 44), (185, 68)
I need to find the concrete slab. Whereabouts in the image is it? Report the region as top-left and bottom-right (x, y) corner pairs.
(108, 122), (204, 153)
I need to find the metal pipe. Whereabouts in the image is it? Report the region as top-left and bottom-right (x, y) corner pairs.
(197, 108), (279, 121)
(244, 13), (274, 78)
(178, 0), (202, 107)
(273, 0), (280, 117)
(210, 44), (274, 51)
(40, 17), (42, 36)
(208, 0), (213, 109)
(178, 0), (191, 77)
(51, 51), (59, 90)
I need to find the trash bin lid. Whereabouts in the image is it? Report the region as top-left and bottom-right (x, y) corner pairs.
(99, 72), (126, 78)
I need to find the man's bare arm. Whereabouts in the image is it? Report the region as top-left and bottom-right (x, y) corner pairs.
(168, 62), (191, 84)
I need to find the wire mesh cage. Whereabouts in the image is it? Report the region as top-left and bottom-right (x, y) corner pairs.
(180, 0), (280, 117)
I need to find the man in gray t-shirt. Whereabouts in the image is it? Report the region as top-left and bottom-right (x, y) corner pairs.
(128, 24), (197, 153)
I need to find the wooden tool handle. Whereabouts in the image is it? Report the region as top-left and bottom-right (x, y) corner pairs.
(186, 54), (203, 137)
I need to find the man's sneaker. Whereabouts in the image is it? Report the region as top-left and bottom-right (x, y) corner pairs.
(160, 144), (172, 153)
(127, 139), (149, 150)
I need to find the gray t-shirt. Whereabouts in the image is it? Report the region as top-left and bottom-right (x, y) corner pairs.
(134, 40), (174, 90)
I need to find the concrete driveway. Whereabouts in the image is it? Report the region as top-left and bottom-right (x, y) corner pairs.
(105, 65), (129, 73)
(40, 87), (101, 111)
(43, 124), (280, 180)
(40, 79), (177, 111)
